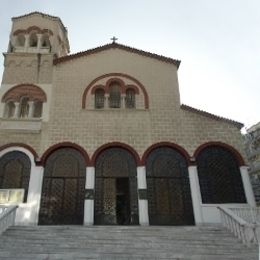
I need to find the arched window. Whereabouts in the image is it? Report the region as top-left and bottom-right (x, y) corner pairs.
(95, 89), (105, 109)
(16, 34), (25, 47)
(19, 97), (29, 118)
(39, 148), (86, 225)
(0, 151), (31, 202)
(125, 89), (135, 108)
(29, 33), (38, 47)
(146, 147), (194, 225)
(197, 146), (246, 204)
(4, 101), (15, 118)
(33, 101), (43, 118)
(109, 83), (121, 108)
(41, 34), (51, 49)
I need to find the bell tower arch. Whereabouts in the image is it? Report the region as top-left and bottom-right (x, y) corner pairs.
(2, 12), (70, 85)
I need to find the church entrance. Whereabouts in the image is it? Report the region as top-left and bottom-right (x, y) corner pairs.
(116, 178), (131, 224)
(39, 148), (86, 225)
(94, 148), (139, 225)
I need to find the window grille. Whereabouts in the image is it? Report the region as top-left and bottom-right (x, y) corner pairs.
(197, 146), (246, 203)
(125, 89), (135, 108)
(19, 97), (29, 118)
(16, 34), (25, 47)
(0, 151), (31, 202)
(29, 33), (38, 47)
(41, 34), (50, 48)
(95, 89), (105, 109)
(33, 101), (43, 118)
(4, 102), (15, 118)
(109, 83), (121, 108)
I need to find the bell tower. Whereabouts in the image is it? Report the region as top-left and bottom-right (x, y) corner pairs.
(2, 12), (70, 85)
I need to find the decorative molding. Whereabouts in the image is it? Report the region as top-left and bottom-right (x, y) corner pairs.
(0, 118), (42, 133)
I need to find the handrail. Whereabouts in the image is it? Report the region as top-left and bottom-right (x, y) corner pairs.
(218, 206), (259, 246)
(0, 205), (18, 235)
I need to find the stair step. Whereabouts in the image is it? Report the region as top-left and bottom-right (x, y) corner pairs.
(0, 225), (258, 260)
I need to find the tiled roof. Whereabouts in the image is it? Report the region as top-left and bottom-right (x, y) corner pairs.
(53, 42), (181, 67)
(12, 11), (67, 33)
(181, 104), (244, 129)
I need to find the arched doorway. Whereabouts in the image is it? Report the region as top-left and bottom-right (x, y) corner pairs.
(0, 151), (31, 202)
(196, 145), (246, 203)
(146, 147), (194, 225)
(94, 147), (139, 225)
(39, 148), (86, 225)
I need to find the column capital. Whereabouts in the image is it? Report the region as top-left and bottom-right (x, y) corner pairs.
(240, 165), (250, 171)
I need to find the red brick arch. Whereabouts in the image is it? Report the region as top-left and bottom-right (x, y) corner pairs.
(40, 142), (90, 166)
(13, 27), (54, 36)
(141, 142), (191, 165)
(193, 142), (245, 166)
(0, 143), (39, 160)
(91, 142), (141, 166)
(82, 73), (149, 109)
(2, 84), (47, 102)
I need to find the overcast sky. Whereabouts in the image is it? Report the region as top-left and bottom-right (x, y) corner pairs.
(0, 0), (259, 130)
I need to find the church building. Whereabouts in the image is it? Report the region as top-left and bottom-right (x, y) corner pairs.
(0, 12), (255, 226)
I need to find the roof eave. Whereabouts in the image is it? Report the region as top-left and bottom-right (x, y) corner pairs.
(181, 104), (244, 129)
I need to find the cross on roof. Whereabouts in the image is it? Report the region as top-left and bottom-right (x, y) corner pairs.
(111, 36), (118, 43)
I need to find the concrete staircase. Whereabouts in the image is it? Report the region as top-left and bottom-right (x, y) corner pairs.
(0, 225), (258, 260)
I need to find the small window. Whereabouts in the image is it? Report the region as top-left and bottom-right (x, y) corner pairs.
(33, 101), (43, 118)
(109, 83), (121, 108)
(42, 34), (50, 48)
(4, 101), (15, 118)
(125, 89), (135, 108)
(95, 89), (105, 109)
(16, 34), (25, 47)
(29, 33), (38, 47)
(19, 97), (29, 118)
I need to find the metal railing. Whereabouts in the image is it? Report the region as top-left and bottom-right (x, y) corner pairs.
(0, 205), (18, 235)
(218, 206), (260, 246)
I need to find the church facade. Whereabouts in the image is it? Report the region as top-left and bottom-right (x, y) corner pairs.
(0, 12), (255, 226)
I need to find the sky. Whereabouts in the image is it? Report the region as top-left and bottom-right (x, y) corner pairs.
(0, 0), (259, 130)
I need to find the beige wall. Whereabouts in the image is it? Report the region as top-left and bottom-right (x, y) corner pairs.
(0, 47), (245, 162)
(2, 53), (54, 84)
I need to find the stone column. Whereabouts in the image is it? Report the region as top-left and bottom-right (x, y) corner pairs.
(188, 165), (203, 224)
(26, 166), (44, 225)
(137, 166), (149, 225)
(104, 94), (109, 109)
(84, 167), (95, 225)
(240, 166), (256, 206)
(24, 34), (30, 50)
(28, 101), (34, 118)
(37, 34), (42, 51)
(121, 94), (126, 109)
(14, 102), (20, 118)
